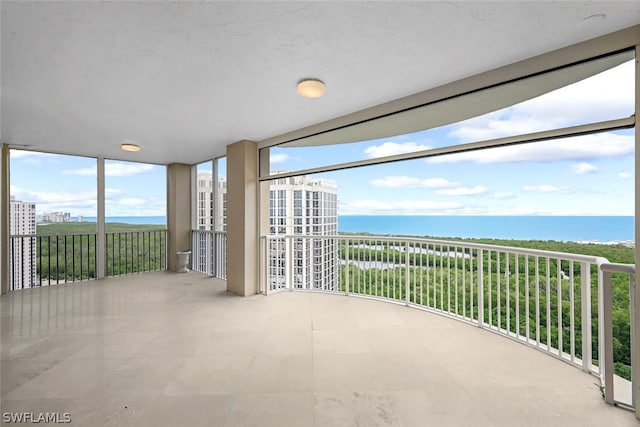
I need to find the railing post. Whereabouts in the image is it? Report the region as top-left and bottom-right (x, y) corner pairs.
(581, 262), (592, 372)
(630, 273), (636, 409)
(598, 265), (605, 378)
(405, 241), (410, 306)
(262, 236), (269, 295)
(478, 249), (484, 328)
(286, 236), (293, 291)
(602, 269), (614, 405)
(345, 239), (350, 296)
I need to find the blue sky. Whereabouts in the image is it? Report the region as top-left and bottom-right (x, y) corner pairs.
(9, 59), (635, 218)
(270, 59), (635, 216)
(10, 155), (166, 218)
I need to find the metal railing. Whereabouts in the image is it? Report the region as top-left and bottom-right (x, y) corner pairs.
(191, 230), (227, 279)
(601, 262), (636, 413)
(9, 230), (167, 290)
(105, 230), (167, 276)
(261, 234), (636, 411)
(10, 233), (97, 290)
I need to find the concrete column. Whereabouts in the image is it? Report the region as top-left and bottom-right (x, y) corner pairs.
(167, 163), (192, 272)
(0, 145), (9, 294)
(226, 140), (259, 296)
(96, 157), (106, 279)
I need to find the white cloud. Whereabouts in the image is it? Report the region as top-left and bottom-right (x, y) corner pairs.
(618, 172), (632, 179)
(270, 153), (290, 164)
(62, 163), (155, 177)
(428, 133), (633, 164)
(571, 162), (597, 175)
(116, 198), (147, 206)
(435, 186), (488, 196)
(509, 206), (544, 215)
(10, 151), (59, 166)
(106, 163), (155, 177)
(490, 192), (515, 199)
(13, 189), (99, 215)
(62, 167), (96, 176)
(10, 150), (56, 159)
(340, 199), (462, 215)
(448, 60), (634, 143)
(370, 176), (456, 189)
(364, 142), (430, 158)
(10, 185), (167, 217)
(523, 184), (571, 194)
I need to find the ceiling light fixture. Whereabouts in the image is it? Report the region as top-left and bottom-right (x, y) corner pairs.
(121, 143), (140, 152)
(297, 79), (325, 98)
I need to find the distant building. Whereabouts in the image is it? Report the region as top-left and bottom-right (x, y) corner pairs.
(194, 172), (338, 291)
(39, 211), (71, 223)
(193, 173), (227, 275)
(10, 196), (36, 290)
(268, 174), (338, 291)
(195, 172), (226, 231)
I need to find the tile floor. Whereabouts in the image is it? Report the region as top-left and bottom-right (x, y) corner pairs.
(0, 271), (636, 426)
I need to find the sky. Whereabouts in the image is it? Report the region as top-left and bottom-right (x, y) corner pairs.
(271, 58), (636, 216)
(10, 154), (167, 218)
(9, 58), (636, 218)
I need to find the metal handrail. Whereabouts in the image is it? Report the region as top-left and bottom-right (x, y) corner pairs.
(191, 230), (227, 279)
(601, 262), (636, 275)
(601, 262), (636, 411)
(263, 233), (610, 265)
(9, 230), (168, 289)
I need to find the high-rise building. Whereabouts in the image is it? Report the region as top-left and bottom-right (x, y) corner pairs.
(268, 175), (338, 291)
(193, 172), (227, 275)
(195, 172), (226, 231)
(9, 196), (36, 290)
(194, 172), (338, 291)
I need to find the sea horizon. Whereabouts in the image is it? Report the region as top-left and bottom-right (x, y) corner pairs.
(339, 215), (634, 243)
(73, 215), (635, 243)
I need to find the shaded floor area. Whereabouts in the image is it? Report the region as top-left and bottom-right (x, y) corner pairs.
(1, 271), (636, 426)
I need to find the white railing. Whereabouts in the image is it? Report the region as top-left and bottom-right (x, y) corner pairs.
(601, 262), (636, 413)
(191, 230), (227, 279)
(261, 234), (635, 411)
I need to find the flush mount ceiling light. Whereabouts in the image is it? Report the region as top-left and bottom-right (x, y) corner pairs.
(297, 79), (325, 98)
(120, 143), (140, 152)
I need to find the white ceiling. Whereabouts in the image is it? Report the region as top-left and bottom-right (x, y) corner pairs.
(2, 1), (639, 165)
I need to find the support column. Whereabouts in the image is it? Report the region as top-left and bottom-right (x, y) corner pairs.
(1, 145), (9, 294)
(167, 163), (192, 272)
(227, 140), (259, 296)
(96, 157), (106, 279)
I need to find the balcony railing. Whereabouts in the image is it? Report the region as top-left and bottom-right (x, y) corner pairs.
(601, 262), (637, 411)
(105, 230), (167, 276)
(261, 234), (636, 413)
(191, 230), (227, 279)
(9, 229), (167, 290)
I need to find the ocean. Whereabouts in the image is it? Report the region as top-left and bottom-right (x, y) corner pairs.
(339, 215), (634, 243)
(80, 215), (634, 243)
